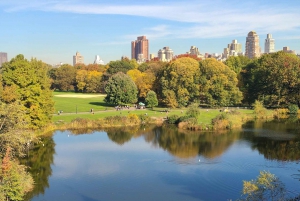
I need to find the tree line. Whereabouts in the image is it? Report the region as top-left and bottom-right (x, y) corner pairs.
(49, 51), (300, 108)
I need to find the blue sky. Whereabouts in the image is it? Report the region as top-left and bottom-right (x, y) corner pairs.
(0, 0), (299, 65)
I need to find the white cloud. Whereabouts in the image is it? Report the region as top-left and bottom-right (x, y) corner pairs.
(2, 0), (300, 39)
(125, 25), (172, 40)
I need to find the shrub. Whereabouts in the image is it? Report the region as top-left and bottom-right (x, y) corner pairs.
(127, 114), (140, 125)
(138, 114), (150, 123)
(253, 100), (267, 119)
(178, 115), (192, 123)
(212, 113), (230, 130)
(288, 104), (299, 114)
(178, 117), (200, 130)
(167, 115), (180, 124)
(186, 103), (200, 118)
(273, 108), (288, 119)
(103, 115), (127, 126)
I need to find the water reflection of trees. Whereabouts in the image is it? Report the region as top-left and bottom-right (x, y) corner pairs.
(243, 120), (300, 161)
(107, 129), (133, 145)
(103, 122), (300, 161)
(20, 136), (56, 201)
(142, 125), (241, 159)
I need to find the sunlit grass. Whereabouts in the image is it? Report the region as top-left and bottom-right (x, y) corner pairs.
(52, 91), (256, 124)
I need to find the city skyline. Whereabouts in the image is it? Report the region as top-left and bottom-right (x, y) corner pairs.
(0, 0), (300, 65)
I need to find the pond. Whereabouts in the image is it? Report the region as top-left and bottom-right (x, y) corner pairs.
(24, 120), (300, 201)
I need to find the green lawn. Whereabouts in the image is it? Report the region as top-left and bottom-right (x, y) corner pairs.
(52, 91), (255, 124)
(53, 91), (112, 113)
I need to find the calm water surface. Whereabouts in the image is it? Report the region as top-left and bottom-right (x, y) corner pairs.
(25, 121), (300, 201)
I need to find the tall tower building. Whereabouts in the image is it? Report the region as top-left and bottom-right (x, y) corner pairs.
(131, 36), (149, 61)
(264, 34), (275, 53)
(73, 51), (84, 66)
(0, 52), (8, 67)
(245, 31), (261, 58)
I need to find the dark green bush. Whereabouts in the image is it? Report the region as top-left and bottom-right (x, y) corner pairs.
(178, 115), (192, 123)
(288, 104), (299, 114)
(167, 115), (179, 124)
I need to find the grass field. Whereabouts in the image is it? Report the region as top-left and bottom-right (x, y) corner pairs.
(53, 91), (113, 113)
(52, 91), (255, 124)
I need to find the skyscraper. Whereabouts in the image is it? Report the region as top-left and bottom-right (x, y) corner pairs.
(264, 34), (275, 53)
(131, 36), (149, 62)
(0, 52), (8, 67)
(245, 31), (261, 58)
(73, 51), (84, 66)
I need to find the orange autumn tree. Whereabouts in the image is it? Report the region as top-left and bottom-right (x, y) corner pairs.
(0, 147), (34, 201)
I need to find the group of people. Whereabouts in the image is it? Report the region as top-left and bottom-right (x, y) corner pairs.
(115, 105), (130, 111)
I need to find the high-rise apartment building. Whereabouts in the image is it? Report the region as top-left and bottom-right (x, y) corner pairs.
(223, 40), (243, 59)
(131, 36), (149, 62)
(73, 51), (84, 66)
(264, 34), (275, 53)
(0, 52), (8, 67)
(188, 46), (204, 59)
(245, 31), (261, 58)
(158, 47), (173, 62)
(189, 46), (200, 56)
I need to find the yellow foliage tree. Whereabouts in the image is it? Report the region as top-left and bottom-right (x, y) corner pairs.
(127, 69), (155, 97)
(76, 70), (88, 92)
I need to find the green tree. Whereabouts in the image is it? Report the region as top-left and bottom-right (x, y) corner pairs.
(54, 64), (77, 91)
(1, 55), (54, 128)
(104, 72), (138, 105)
(138, 62), (149, 72)
(224, 55), (251, 74)
(145, 90), (158, 109)
(107, 60), (135, 75)
(160, 57), (200, 107)
(199, 58), (242, 107)
(0, 101), (36, 157)
(241, 51), (300, 107)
